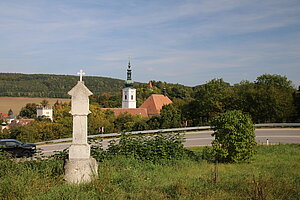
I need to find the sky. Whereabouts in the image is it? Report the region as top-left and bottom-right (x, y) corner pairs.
(0, 0), (300, 87)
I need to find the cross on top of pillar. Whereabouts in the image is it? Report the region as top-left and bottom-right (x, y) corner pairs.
(77, 69), (85, 82)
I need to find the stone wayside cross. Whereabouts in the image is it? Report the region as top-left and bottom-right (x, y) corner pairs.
(64, 70), (98, 183)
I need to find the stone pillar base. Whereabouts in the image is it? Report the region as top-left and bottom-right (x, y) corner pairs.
(69, 144), (90, 159)
(64, 157), (98, 184)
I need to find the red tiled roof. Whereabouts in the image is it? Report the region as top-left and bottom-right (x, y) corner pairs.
(139, 94), (172, 117)
(17, 119), (35, 126)
(101, 108), (148, 118)
(0, 113), (8, 118)
(7, 119), (35, 129)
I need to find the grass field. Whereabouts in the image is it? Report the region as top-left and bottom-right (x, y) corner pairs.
(0, 144), (299, 199)
(0, 97), (70, 115)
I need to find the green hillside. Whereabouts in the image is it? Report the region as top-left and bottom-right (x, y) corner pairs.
(0, 73), (195, 100)
(0, 73), (126, 98)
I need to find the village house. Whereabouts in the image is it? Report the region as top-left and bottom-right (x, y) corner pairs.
(0, 109), (34, 130)
(37, 106), (53, 121)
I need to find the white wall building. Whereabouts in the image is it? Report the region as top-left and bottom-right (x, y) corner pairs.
(37, 107), (53, 121)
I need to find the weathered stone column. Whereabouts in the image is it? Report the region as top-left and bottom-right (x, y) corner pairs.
(64, 71), (98, 183)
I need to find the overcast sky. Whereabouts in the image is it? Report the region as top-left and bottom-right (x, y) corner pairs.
(0, 0), (299, 87)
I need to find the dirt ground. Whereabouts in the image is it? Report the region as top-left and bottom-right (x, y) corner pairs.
(0, 97), (70, 115)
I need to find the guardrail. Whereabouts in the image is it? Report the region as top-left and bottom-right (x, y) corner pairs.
(254, 123), (300, 127)
(88, 126), (211, 139)
(35, 123), (300, 145)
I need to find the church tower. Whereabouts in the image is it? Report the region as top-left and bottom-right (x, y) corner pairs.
(122, 60), (136, 108)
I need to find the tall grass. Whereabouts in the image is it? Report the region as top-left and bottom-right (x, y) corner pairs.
(0, 144), (299, 199)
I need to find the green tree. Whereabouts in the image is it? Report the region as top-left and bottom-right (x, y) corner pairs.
(113, 112), (148, 132)
(40, 99), (49, 107)
(19, 103), (38, 118)
(53, 102), (72, 135)
(255, 74), (294, 91)
(210, 110), (256, 163)
(184, 78), (233, 125)
(10, 121), (70, 142)
(146, 116), (161, 130)
(133, 119), (149, 131)
(160, 104), (181, 128)
(88, 105), (115, 135)
(114, 113), (137, 132)
(235, 75), (296, 123)
(294, 89), (300, 122)
(97, 93), (122, 108)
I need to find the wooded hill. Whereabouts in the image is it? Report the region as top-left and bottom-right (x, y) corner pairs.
(0, 73), (126, 98)
(0, 73), (193, 99)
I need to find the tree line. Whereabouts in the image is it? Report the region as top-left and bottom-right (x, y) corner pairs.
(1, 74), (299, 143)
(0, 73), (125, 98)
(93, 74), (300, 125)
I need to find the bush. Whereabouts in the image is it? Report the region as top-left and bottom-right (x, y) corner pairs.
(210, 110), (257, 163)
(90, 139), (110, 162)
(91, 133), (195, 163)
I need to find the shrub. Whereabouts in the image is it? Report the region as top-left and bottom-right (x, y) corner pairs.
(210, 110), (256, 163)
(90, 139), (110, 162)
(91, 133), (194, 162)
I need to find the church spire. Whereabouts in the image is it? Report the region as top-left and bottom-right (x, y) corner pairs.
(125, 58), (134, 87)
(122, 58), (136, 108)
(127, 60), (132, 81)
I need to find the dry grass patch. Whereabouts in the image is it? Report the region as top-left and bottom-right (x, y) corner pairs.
(0, 97), (70, 114)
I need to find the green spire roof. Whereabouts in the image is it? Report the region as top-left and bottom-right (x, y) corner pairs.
(125, 60), (134, 87)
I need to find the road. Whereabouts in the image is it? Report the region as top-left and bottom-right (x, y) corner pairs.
(38, 128), (300, 156)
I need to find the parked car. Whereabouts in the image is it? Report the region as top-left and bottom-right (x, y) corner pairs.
(0, 139), (36, 157)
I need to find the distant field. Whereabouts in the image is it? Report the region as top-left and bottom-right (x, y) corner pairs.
(0, 97), (70, 115)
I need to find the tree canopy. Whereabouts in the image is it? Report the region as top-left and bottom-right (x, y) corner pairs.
(210, 110), (256, 163)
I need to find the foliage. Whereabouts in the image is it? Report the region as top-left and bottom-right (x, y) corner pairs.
(150, 80), (194, 99)
(90, 139), (108, 162)
(0, 73), (194, 102)
(185, 74), (298, 125)
(235, 75), (296, 123)
(0, 129), (11, 139)
(7, 102), (74, 142)
(40, 99), (49, 107)
(184, 78), (233, 126)
(88, 104), (115, 135)
(255, 74), (294, 91)
(10, 121), (71, 142)
(0, 145), (299, 199)
(146, 116), (161, 130)
(210, 110), (257, 163)
(91, 133), (190, 163)
(3, 73), (300, 144)
(159, 104), (182, 128)
(0, 73), (125, 98)
(96, 93), (122, 108)
(294, 90), (300, 122)
(19, 103), (38, 118)
(113, 113), (148, 132)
